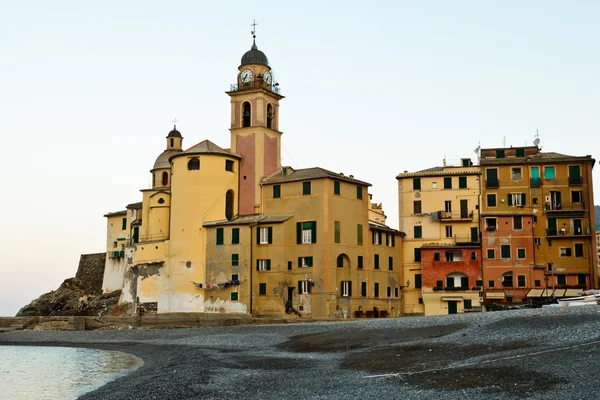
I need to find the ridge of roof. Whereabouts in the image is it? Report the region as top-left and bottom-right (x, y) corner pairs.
(263, 166), (371, 186)
(171, 139), (241, 160)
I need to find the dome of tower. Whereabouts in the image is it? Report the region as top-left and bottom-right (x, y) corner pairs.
(152, 149), (181, 170)
(167, 126), (182, 138)
(241, 40), (269, 67)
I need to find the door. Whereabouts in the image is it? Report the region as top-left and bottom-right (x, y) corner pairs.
(550, 191), (562, 210)
(460, 199), (469, 219)
(470, 227), (479, 242)
(548, 218), (557, 236)
(486, 169), (498, 187)
(531, 166), (540, 185)
(448, 301), (458, 315)
(287, 287), (294, 306)
(574, 219), (582, 235)
(133, 226), (139, 243)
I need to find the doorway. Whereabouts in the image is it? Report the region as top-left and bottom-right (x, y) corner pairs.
(448, 301), (458, 315)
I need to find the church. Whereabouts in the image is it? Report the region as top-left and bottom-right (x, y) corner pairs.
(101, 35), (403, 318)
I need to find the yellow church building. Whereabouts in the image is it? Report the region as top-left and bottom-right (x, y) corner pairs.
(101, 36), (403, 318)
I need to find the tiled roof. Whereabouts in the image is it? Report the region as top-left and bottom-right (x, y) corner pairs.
(104, 210), (127, 218)
(126, 202), (143, 210)
(171, 140), (241, 161)
(480, 152), (594, 165)
(263, 167), (371, 186)
(368, 222), (403, 235)
(396, 166), (480, 179)
(420, 243), (480, 249)
(152, 149), (182, 170)
(203, 213), (293, 227)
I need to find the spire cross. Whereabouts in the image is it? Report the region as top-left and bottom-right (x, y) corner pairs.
(251, 19), (258, 38)
(172, 118), (178, 127)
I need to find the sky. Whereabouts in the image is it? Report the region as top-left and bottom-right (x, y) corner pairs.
(1, 1), (599, 316)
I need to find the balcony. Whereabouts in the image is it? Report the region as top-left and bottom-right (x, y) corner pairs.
(454, 234), (480, 244)
(439, 210), (474, 221)
(569, 176), (583, 185)
(229, 81), (281, 95)
(485, 178), (499, 189)
(545, 201), (585, 213)
(546, 227), (592, 237)
(134, 233), (169, 244)
(531, 177), (542, 187)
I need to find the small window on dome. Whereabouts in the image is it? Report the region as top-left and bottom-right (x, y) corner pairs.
(188, 158), (200, 170)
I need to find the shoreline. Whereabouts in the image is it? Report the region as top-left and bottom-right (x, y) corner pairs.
(2, 307), (600, 399)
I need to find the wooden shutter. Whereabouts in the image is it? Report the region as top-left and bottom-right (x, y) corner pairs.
(307, 281), (312, 294)
(392, 235), (395, 247)
(507, 194), (513, 206)
(372, 231), (376, 244)
(308, 257), (313, 267)
(311, 221), (317, 243)
(348, 281), (352, 297)
(268, 227), (273, 244)
(266, 260), (271, 271)
(378, 232), (382, 245)
(298, 281), (302, 294)
(298, 257), (302, 267)
(296, 222), (302, 244)
(522, 193), (526, 205)
(256, 227), (260, 244)
(256, 260), (260, 271)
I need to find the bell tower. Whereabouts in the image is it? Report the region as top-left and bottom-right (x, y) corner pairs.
(228, 29), (284, 215)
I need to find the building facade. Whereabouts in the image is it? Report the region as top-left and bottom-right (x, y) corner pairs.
(480, 146), (597, 304)
(100, 37), (402, 317)
(397, 159), (482, 315)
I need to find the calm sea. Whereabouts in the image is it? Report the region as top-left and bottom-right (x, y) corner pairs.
(0, 345), (142, 400)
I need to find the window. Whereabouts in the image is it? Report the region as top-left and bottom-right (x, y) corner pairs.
(341, 281), (352, 297)
(387, 287), (391, 297)
(357, 256), (363, 269)
(266, 103), (274, 129)
(414, 226), (422, 238)
(534, 238), (541, 245)
(471, 251), (477, 260)
(572, 191), (582, 203)
(516, 148), (525, 157)
(302, 181), (311, 195)
(334, 221), (340, 244)
(356, 224), (363, 246)
(534, 280), (541, 287)
(297, 221), (316, 244)
(517, 275), (526, 287)
(501, 245), (511, 259)
(560, 248), (572, 257)
(298, 280), (311, 294)
(414, 200), (422, 214)
(232, 274), (239, 281)
(216, 228), (224, 245)
(415, 274), (422, 289)
(374, 283), (380, 298)
(273, 185), (281, 198)
(242, 102), (251, 127)
(225, 190), (234, 221)
(444, 177), (452, 189)
(445, 250), (462, 262)
(121, 217), (127, 230)
(436, 280), (443, 289)
(259, 283), (267, 295)
(395, 287), (399, 297)
(432, 182), (438, 189)
(557, 275), (566, 286)
(487, 194), (497, 207)
(414, 248), (421, 262)
(230, 292), (239, 301)
(444, 201), (452, 212)
(502, 272), (513, 287)
(361, 282), (367, 297)
(256, 259), (271, 271)
(575, 243), (584, 258)
(374, 254), (380, 269)
(488, 280), (495, 288)
(187, 157), (200, 170)
(373, 231), (379, 245)
(445, 225), (453, 238)
(496, 149), (505, 158)
(434, 252), (440, 261)
(336, 255), (344, 268)
(334, 181), (340, 195)
(464, 299), (473, 309)
(157, 198), (165, 204)
(459, 176), (467, 189)
(485, 218), (497, 230)
(544, 166), (556, 179)
(287, 261), (292, 270)
(388, 256), (393, 270)
(231, 254), (239, 266)
(231, 228), (240, 244)
(578, 274), (587, 286)
(511, 167), (522, 180)
(475, 280), (483, 287)
(508, 193), (526, 206)
(514, 216), (523, 230)
(418, 298), (423, 304)
(225, 160), (234, 172)
(356, 186), (363, 199)
(569, 165), (582, 184)
(258, 227), (272, 244)
(386, 233), (393, 246)
(298, 257), (313, 267)
(413, 178), (421, 190)
(517, 248), (526, 259)
(170, 138), (174, 147)
(487, 249), (495, 259)
(162, 171), (169, 186)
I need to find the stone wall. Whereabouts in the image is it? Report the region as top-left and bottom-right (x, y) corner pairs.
(76, 253), (106, 295)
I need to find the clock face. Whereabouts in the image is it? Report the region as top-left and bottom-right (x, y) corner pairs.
(240, 69), (253, 83)
(263, 70), (272, 85)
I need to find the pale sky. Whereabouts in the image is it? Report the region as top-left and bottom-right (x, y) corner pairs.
(1, 1), (599, 316)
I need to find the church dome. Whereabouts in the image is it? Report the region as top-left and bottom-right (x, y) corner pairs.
(167, 126), (182, 138)
(241, 40), (269, 67)
(152, 149), (181, 170)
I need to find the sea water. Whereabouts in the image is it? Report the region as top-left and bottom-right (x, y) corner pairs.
(0, 345), (142, 400)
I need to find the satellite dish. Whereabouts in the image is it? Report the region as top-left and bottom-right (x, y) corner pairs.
(474, 145), (480, 154)
(533, 138), (541, 146)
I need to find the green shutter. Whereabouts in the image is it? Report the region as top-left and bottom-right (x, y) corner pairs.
(273, 185), (280, 198)
(388, 256), (393, 270)
(256, 260), (260, 271)
(298, 281), (302, 293)
(232, 254), (239, 266)
(268, 227), (273, 244)
(415, 274), (422, 289)
(287, 261), (292, 270)
(308, 257), (313, 267)
(122, 218), (127, 230)
(522, 193), (526, 205)
(444, 177), (452, 189)
(216, 228), (224, 245)
(307, 281), (312, 294)
(334, 181), (340, 195)
(507, 194), (513, 206)
(372, 231), (375, 244)
(303, 181), (311, 195)
(259, 283), (266, 295)
(348, 281), (352, 297)
(374, 254), (379, 269)
(378, 232), (382, 245)
(256, 227), (260, 244)
(358, 256), (363, 269)
(516, 148), (525, 157)
(296, 222), (302, 244)
(266, 260), (271, 271)
(413, 178), (421, 190)
(298, 257), (302, 267)
(459, 176), (467, 189)
(311, 221), (317, 243)
(357, 186), (362, 199)
(391, 235), (395, 247)
(232, 228), (239, 244)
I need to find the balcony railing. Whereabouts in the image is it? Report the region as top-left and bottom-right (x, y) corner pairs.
(134, 233), (169, 244)
(439, 210), (474, 221)
(546, 227), (591, 237)
(454, 234), (480, 244)
(485, 178), (499, 188)
(229, 81), (281, 95)
(545, 201), (586, 212)
(569, 176), (582, 185)
(531, 177), (542, 187)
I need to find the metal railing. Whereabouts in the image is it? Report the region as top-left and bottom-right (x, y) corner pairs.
(229, 81), (281, 95)
(546, 227), (591, 237)
(454, 234), (480, 244)
(439, 210), (474, 221)
(531, 177), (542, 187)
(569, 176), (582, 185)
(485, 178), (499, 188)
(134, 233), (169, 244)
(545, 201), (586, 212)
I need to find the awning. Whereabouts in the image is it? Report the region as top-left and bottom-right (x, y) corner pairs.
(554, 289), (566, 297)
(542, 289), (554, 297)
(564, 289), (584, 297)
(441, 296), (463, 301)
(526, 289), (544, 297)
(486, 292), (505, 299)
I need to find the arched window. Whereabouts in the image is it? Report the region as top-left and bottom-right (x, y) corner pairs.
(446, 272), (469, 289)
(170, 138), (174, 147)
(336, 253), (350, 268)
(242, 102), (251, 127)
(162, 171), (169, 186)
(187, 158), (200, 170)
(267, 104), (274, 129)
(225, 190), (234, 221)
(502, 271), (514, 287)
